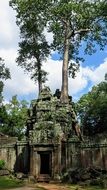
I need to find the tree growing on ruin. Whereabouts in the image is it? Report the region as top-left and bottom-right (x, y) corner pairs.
(10, 0), (107, 102)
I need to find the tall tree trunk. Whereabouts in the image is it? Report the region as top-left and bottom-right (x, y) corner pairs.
(60, 35), (69, 103)
(37, 60), (42, 96)
(38, 77), (42, 96)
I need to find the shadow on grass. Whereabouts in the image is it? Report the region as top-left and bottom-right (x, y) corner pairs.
(0, 176), (24, 189)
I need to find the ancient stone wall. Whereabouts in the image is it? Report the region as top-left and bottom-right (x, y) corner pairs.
(14, 141), (29, 174)
(0, 136), (17, 171)
(66, 135), (107, 171)
(1, 135), (107, 175)
(80, 135), (107, 170)
(0, 135), (29, 173)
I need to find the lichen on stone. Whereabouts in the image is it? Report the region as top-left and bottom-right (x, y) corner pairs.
(27, 86), (80, 144)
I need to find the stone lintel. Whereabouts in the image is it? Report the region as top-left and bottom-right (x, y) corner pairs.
(16, 140), (29, 146)
(29, 143), (60, 147)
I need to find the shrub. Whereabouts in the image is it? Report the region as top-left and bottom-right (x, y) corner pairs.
(0, 160), (5, 170)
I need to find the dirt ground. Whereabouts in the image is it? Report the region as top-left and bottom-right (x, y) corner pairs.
(37, 183), (70, 190)
(5, 188), (35, 190)
(7, 183), (73, 190)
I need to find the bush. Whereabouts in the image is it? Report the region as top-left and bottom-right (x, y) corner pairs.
(0, 160), (5, 170)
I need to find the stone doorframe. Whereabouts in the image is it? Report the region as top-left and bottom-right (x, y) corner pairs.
(29, 143), (61, 181)
(30, 145), (54, 181)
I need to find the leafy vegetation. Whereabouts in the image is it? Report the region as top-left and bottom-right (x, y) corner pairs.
(76, 81), (107, 136)
(0, 58), (28, 140)
(0, 57), (10, 104)
(0, 95), (28, 140)
(0, 160), (5, 170)
(9, 0), (50, 95)
(10, 0), (107, 102)
(0, 176), (24, 189)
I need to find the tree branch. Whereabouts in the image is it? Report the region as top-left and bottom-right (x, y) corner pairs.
(67, 28), (91, 39)
(67, 30), (75, 39)
(75, 28), (91, 35)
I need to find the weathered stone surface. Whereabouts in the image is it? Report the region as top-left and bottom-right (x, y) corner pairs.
(26, 87), (80, 181)
(27, 87), (78, 143)
(1, 87), (107, 183)
(0, 169), (10, 176)
(16, 172), (25, 179)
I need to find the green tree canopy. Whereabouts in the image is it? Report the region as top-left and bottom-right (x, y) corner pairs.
(9, 0), (50, 95)
(6, 95), (28, 139)
(76, 81), (107, 136)
(0, 58), (10, 103)
(0, 95), (28, 140)
(0, 58), (11, 135)
(10, 0), (107, 102)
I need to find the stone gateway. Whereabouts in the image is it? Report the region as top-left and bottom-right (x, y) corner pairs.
(1, 87), (107, 182)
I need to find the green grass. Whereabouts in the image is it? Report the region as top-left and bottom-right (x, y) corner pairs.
(0, 176), (24, 189)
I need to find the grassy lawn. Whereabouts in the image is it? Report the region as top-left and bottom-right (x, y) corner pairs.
(0, 176), (24, 189)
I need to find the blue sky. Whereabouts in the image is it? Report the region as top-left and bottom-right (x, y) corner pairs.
(51, 45), (107, 100)
(0, 0), (107, 103)
(51, 48), (107, 68)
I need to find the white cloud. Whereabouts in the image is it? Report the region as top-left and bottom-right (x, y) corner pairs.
(43, 59), (62, 91)
(0, 0), (19, 48)
(0, 48), (36, 100)
(1, 47), (107, 102)
(43, 57), (107, 99)
(0, 0), (12, 41)
(68, 69), (88, 95)
(0, 0), (107, 103)
(82, 58), (107, 85)
(43, 28), (53, 45)
(43, 59), (89, 96)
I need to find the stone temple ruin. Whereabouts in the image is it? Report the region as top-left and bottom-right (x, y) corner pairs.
(26, 87), (81, 181)
(1, 87), (107, 182)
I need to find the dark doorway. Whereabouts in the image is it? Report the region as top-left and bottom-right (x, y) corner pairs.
(40, 152), (51, 175)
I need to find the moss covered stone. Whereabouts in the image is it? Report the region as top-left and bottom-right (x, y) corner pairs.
(27, 86), (79, 144)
